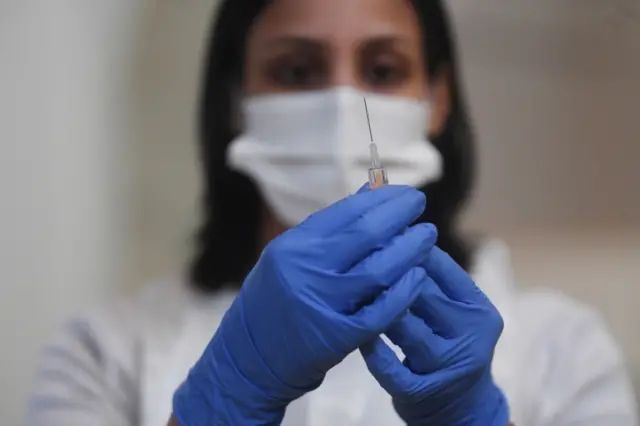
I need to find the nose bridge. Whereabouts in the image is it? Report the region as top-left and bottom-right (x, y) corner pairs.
(330, 44), (360, 88)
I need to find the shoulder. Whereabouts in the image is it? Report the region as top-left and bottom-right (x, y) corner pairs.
(31, 278), (178, 376)
(515, 288), (608, 343)
(38, 276), (237, 377)
(513, 288), (638, 424)
(471, 238), (637, 423)
(472, 238), (625, 365)
(26, 277), (205, 424)
(53, 277), (188, 350)
(513, 288), (627, 381)
(46, 275), (216, 364)
(30, 277), (197, 392)
(514, 288), (628, 371)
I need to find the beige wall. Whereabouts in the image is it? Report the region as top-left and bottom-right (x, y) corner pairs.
(451, 1), (640, 229)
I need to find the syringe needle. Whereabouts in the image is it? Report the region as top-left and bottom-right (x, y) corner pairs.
(363, 97), (381, 168)
(363, 97), (374, 143)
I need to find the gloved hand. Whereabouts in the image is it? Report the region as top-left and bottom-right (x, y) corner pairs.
(360, 246), (510, 426)
(173, 185), (439, 425)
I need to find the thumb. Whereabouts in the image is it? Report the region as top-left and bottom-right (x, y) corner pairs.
(360, 337), (414, 396)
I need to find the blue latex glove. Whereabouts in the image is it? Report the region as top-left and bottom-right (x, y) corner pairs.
(173, 185), (439, 425)
(360, 246), (510, 426)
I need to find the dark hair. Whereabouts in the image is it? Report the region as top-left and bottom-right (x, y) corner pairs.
(190, 0), (476, 292)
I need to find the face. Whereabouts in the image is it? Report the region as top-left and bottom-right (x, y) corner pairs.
(243, 0), (451, 133)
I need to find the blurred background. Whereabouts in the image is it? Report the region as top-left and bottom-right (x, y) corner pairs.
(1, 0), (639, 424)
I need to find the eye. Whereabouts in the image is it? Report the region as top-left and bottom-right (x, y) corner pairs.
(267, 55), (326, 89)
(361, 54), (411, 88)
(368, 64), (398, 84)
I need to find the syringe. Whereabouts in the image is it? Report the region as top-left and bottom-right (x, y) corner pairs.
(363, 97), (388, 189)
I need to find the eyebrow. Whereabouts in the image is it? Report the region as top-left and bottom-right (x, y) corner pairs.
(361, 35), (411, 50)
(258, 34), (413, 58)
(265, 36), (327, 53)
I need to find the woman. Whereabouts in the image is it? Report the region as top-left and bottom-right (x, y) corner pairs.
(27, 0), (637, 425)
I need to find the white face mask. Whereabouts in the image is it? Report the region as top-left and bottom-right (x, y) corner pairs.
(227, 86), (443, 226)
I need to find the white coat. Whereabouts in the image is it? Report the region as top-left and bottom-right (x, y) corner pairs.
(26, 240), (638, 425)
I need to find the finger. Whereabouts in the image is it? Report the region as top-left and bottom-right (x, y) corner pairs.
(412, 265), (504, 339)
(409, 274), (469, 337)
(326, 224), (436, 314)
(320, 189), (427, 269)
(335, 224), (437, 307)
(423, 246), (490, 305)
(350, 223), (437, 281)
(360, 336), (415, 397)
(351, 267), (425, 335)
(299, 185), (416, 236)
(384, 312), (443, 374)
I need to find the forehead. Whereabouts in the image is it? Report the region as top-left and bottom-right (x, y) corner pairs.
(250, 0), (421, 43)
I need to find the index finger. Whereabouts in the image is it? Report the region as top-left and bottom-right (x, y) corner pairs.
(298, 185), (417, 236)
(320, 188), (426, 270)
